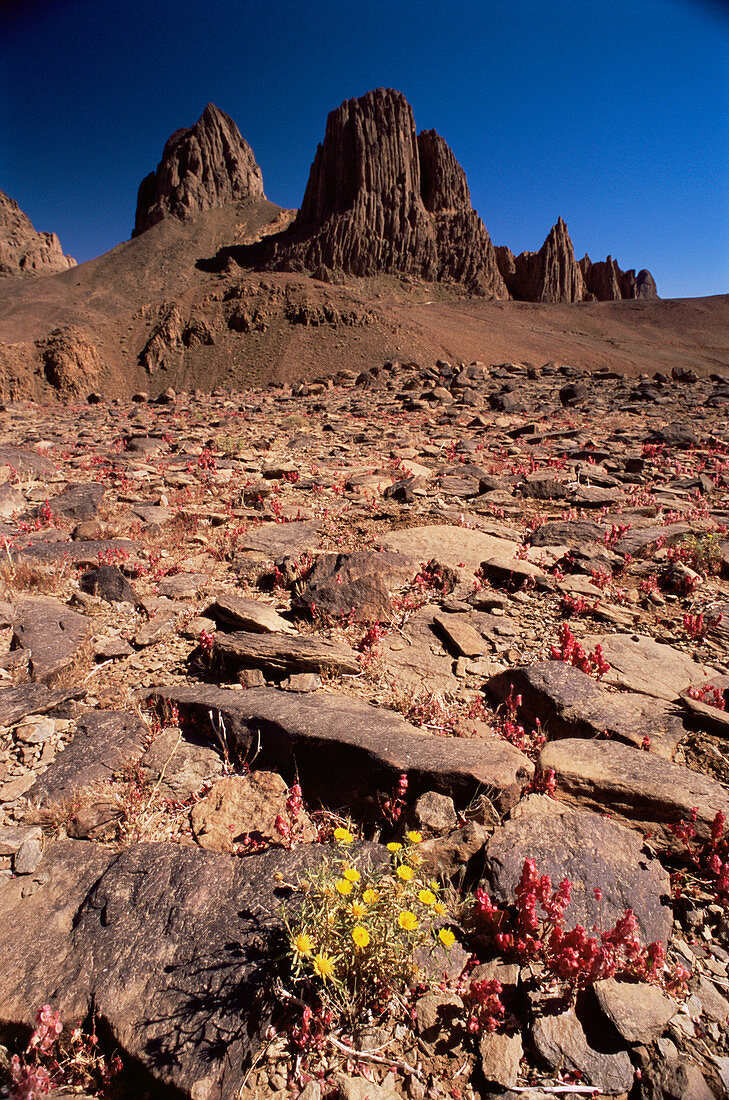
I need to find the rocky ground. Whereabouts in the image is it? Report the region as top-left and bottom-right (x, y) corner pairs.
(0, 358), (729, 1099)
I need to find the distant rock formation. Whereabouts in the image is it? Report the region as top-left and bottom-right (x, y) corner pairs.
(496, 219), (659, 303)
(133, 103), (265, 237)
(0, 192), (76, 277)
(272, 89), (507, 297)
(580, 255), (659, 301)
(495, 218), (585, 303)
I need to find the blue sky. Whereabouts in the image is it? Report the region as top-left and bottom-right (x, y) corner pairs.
(2, 0), (728, 298)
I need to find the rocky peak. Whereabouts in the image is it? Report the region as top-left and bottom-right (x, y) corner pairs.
(417, 129), (473, 212)
(133, 103), (265, 237)
(496, 217), (584, 303)
(0, 191), (76, 277)
(274, 89), (507, 297)
(580, 253), (659, 302)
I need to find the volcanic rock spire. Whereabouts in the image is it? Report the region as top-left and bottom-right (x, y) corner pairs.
(274, 88), (508, 297)
(132, 103), (265, 237)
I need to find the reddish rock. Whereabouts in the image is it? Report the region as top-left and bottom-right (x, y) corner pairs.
(496, 218), (585, 303)
(274, 89), (507, 297)
(0, 191), (76, 276)
(133, 103), (264, 236)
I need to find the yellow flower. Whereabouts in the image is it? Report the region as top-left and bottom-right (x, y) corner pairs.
(387, 842), (402, 852)
(363, 888), (380, 904)
(438, 928), (456, 948)
(352, 926), (370, 948)
(313, 953), (335, 981)
(396, 865), (415, 882)
(292, 932), (314, 957)
(418, 889), (437, 905)
(334, 827), (354, 846)
(335, 879), (353, 895)
(407, 830), (422, 844)
(398, 910), (419, 931)
(341, 866), (361, 883)
(349, 902), (366, 918)
(407, 851), (423, 867)
(428, 880), (441, 893)
(433, 901), (447, 916)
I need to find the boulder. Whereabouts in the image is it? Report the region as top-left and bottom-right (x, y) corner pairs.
(487, 661), (688, 758)
(485, 806), (672, 946)
(538, 737), (729, 849)
(12, 596), (91, 682)
(150, 684), (534, 817)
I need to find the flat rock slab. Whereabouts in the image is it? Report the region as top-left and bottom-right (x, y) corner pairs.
(581, 632), (715, 700)
(613, 521), (693, 557)
(0, 681), (83, 726)
(29, 710), (149, 806)
(150, 685), (533, 815)
(13, 596), (91, 681)
(234, 519), (321, 559)
(47, 483), (105, 522)
(594, 977), (677, 1044)
(0, 839), (334, 1099)
(376, 524), (517, 575)
(539, 737), (729, 849)
(480, 553), (550, 589)
(485, 807), (672, 946)
(13, 538), (138, 566)
(214, 630), (360, 677)
(487, 661), (688, 759)
(378, 604), (459, 694)
(0, 445), (56, 476)
(204, 594), (297, 635)
(531, 1006), (634, 1093)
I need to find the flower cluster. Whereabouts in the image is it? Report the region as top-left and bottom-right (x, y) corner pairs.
(550, 622), (610, 679)
(284, 831), (456, 1022)
(9, 1004), (122, 1099)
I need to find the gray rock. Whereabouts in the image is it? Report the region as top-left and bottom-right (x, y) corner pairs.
(580, 632), (715, 701)
(204, 594), (297, 635)
(593, 977), (677, 1043)
(151, 684), (533, 817)
(411, 790), (458, 836)
(539, 737), (729, 850)
(138, 727), (225, 800)
(13, 596), (91, 682)
(30, 710), (148, 806)
(214, 630), (360, 678)
(13, 835), (44, 873)
(485, 807), (672, 946)
(531, 1006), (634, 1093)
(0, 839), (340, 1099)
(487, 660), (688, 758)
(480, 1030), (523, 1089)
(640, 1057), (717, 1100)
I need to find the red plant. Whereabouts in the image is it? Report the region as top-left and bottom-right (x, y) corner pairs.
(10, 1004), (121, 1099)
(472, 860), (681, 992)
(381, 772), (408, 826)
(550, 623), (610, 680)
(686, 683), (726, 710)
(683, 612), (722, 641)
(275, 783), (307, 849)
(559, 593), (596, 617)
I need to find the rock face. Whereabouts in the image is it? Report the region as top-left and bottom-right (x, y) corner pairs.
(496, 219), (658, 303)
(273, 89), (507, 297)
(133, 103), (265, 236)
(0, 191), (76, 276)
(495, 217), (585, 303)
(580, 253), (659, 301)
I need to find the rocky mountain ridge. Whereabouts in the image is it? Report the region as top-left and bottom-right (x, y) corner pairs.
(0, 191), (76, 278)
